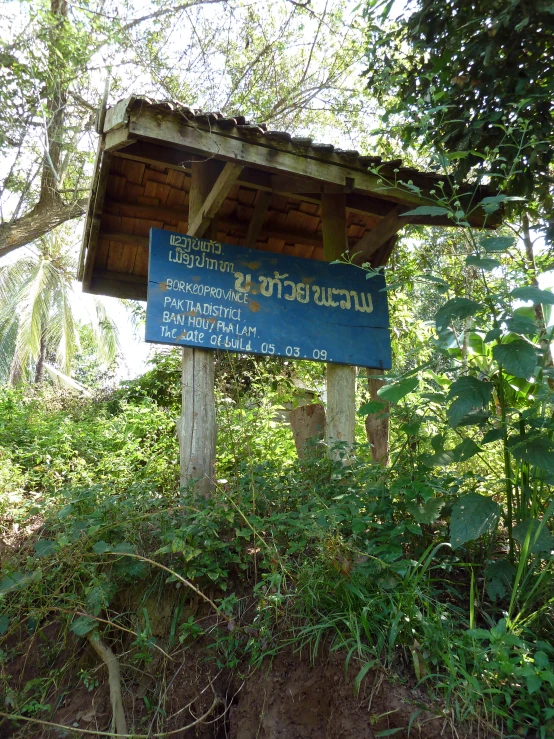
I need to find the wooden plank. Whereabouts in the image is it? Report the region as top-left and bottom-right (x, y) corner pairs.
(127, 107), (465, 213)
(245, 190), (271, 248)
(102, 205), (331, 249)
(320, 192), (356, 459)
(82, 150), (113, 289)
(113, 143), (474, 224)
(372, 235), (398, 268)
(111, 137), (499, 227)
(104, 126), (134, 152)
(187, 162), (243, 238)
(350, 206), (410, 265)
(87, 276), (147, 300)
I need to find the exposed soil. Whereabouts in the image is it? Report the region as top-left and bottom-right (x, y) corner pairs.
(1, 633), (476, 739)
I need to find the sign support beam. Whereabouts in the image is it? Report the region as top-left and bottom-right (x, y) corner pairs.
(178, 160), (221, 496)
(321, 193), (356, 459)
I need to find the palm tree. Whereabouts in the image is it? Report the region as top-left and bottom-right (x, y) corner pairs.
(0, 234), (119, 385)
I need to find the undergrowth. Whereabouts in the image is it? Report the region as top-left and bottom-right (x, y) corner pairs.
(1, 376), (553, 737)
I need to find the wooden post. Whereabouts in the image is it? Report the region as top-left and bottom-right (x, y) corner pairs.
(178, 161), (221, 495)
(320, 193), (356, 459)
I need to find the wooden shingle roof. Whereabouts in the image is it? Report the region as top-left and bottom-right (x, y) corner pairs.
(78, 96), (498, 300)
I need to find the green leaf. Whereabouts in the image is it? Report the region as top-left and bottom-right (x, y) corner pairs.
(484, 328), (502, 343)
(513, 519), (554, 555)
(511, 286), (554, 305)
(505, 315), (538, 336)
(0, 570), (42, 594)
(34, 540), (55, 558)
(400, 205), (451, 217)
(535, 651), (549, 670)
(508, 434), (554, 473)
(0, 615), (10, 635)
(353, 660), (376, 695)
(92, 540), (110, 554)
(377, 376), (419, 404)
(358, 400), (388, 416)
(406, 498), (445, 524)
(428, 438), (481, 466)
(493, 339), (537, 378)
(482, 427), (506, 444)
(375, 730), (405, 737)
(450, 494), (500, 549)
(446, 376), (493, 428)
(526, 673), (542, 695)
(484, 559), (515, 601)
(436, 298), (482, 331)
(71, 616), (97, 637)
(465, 255), (501, 271)
(480, 235), (515, 251)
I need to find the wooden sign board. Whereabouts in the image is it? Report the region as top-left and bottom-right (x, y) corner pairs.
(145, 228), (392, 369)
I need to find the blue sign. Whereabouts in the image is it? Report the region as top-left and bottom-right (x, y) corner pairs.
(145, 228), (391, 368)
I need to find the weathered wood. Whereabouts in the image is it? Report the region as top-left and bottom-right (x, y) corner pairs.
(111, 144), (487, 226)
(88, 275), (147, 300)
(289, 404), (326, 458)
(178, 161), (220, 496)
(101, 204), (330, 249)
(128, 108), (437, 210)
(350, 206), (410, 265)
(365, 369), (390, 465)
(187, 162), (242, 238)
(82, 150), (112, 289)
(321, 192), (356, 458)
(179, 347), (216, 496)
(326, 364), (356, 460)
(245, 190), (271, 248)
(372, 235), (398, 268)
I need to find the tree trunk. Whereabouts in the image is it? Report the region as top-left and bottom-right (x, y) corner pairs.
(0, 0), (85, 259)
(364, 369), (390, 465)
(522, 213), (554, 369)
(34, 334), (47, 384)
(289, 403), (326, 458)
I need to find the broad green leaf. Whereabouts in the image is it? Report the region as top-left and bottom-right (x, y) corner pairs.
(446, 376), (493, 428)
(484, 328), (502, 343)
(92, 540), (110, 554)
(418, 274), (450, 288)
(535, 651), (550, 670)
(482, 427), (506, 444)
(511, 286), (554, 305)
(406, 498), (445, 524)
(480, 236), (515, 251)
(526, 673), (543, 695)
(71, 616), (97, 637)
(428, 438), (481, 466)
(513, 519), (554, 556)
(508, 435), (554, 474)
(436, 298), (482, 331)
(505, 315), (538, 336)
(377, 376), (419, 404)
(450, 494), (500, 549)
(357, 401), (388, 416)
(484, 559), (515, 601)
(34, 540), (55, 558)
(493, 339), (537, 378)
(465, 255), (500, 271)
(400, 205), (451, 217)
